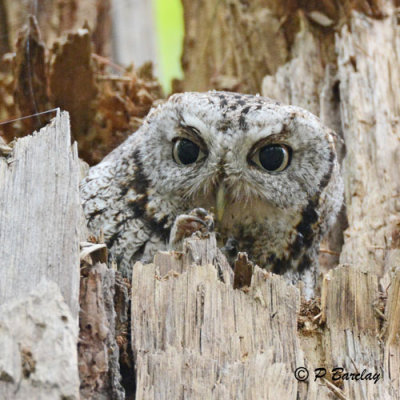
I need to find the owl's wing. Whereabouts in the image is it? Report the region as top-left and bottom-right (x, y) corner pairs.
(80, 134), (166, 276)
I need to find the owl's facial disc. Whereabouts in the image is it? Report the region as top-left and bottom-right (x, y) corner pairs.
(169, 125), (296, 221)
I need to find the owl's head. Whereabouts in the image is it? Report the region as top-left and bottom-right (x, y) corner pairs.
(135, 91), (343, 237)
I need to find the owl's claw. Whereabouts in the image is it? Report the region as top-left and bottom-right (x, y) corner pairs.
(169, 208), (214, 250)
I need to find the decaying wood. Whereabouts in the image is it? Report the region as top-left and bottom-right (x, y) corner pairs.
(0, 107), (398, 399)
(262, 3), (400, 277)
(0, 281), (79, 400)
(233, 252), (254, 289)
(181, 0), (400, 280)
(181, 0), (388, 93)
(320, 267), (389, 399)
(0, 12), (162, 166)
(79, 256), (125, 400)
(13, 16), (51, 133)
(131, 235), (399, 399)
(0, 110), (81, 317)
(384, 269), (400, 396)
(0, 111), (82, 399)
(0, 0), (10, 63)
(181, 0), (288, 93)
(263, 3), (400, 280)
(2, 1), (400, 398)
(334, 10), (400, 279)
(2, 0), (112, 57)
(49, 28), (98, 139)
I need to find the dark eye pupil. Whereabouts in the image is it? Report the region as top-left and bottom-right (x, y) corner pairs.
(259, 145), (286, 171)
(177, 139), (200, 164)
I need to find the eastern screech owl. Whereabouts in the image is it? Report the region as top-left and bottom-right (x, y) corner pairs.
(80, 91), (343, 296)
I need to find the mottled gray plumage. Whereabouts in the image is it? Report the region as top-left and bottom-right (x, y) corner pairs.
(80, 91), (343, 296)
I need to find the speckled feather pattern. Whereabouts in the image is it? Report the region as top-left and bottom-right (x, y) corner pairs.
(80, 91), (343, 296)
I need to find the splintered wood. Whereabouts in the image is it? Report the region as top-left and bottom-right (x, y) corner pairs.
(0, 110), (81, 316)
(261, 3), (400, 280)
(79, 261), (125, 400)
(0, 14), (163, 165)
(320, 267), (389, 399)
(335, 10), (400, 279)
(180, 0), (387, 94)
(130, 235), (400, 399)
(131, 235), (328, 399)
(0, 111), (81, 399)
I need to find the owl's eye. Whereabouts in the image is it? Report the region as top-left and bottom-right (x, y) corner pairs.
(251, 144), (291, 172)
(172, 139), (206, 165)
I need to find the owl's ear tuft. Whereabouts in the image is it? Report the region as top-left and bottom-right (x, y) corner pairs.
(144, 99), (169, 123)
(168, 93), (184, 104)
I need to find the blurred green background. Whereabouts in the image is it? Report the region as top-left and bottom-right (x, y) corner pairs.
(154, 0), (184, 93)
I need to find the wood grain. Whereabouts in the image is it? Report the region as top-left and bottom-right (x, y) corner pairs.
(0, 110), (81, 317)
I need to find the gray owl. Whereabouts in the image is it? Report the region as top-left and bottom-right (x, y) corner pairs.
(80, 91), (343, 296)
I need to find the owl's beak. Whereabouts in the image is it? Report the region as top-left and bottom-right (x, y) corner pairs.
(216, 183), (226, 223)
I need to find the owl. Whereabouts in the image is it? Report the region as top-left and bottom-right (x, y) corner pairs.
(80, 91), (343, 297)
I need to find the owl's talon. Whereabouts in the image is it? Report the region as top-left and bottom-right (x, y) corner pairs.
(169, 208), (214, 250)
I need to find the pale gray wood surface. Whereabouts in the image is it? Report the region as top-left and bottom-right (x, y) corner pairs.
(0, 110), (81, 317)
(131, 235), (334, 399)
(0, 281), (79, 399)
(335, 9), (400, 278)
(131, 235), (400, 398)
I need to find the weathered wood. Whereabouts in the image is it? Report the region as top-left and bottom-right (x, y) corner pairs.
(262, 3), (400, 279)
(384, 269), (400, 396)
(0, 110), (81, 317)
(49, 28), (98, 139)
(79, 258), (125, 400)
(181, 0), (400, 280)
(0, 0), (10, 62)
(130, 235), (400, 398)
(181, 0), (388, 94)
(0, 281), (79, 399)
(320, 266), (391, 399)
(181, 0), (288, 93)
(2, 0), (112, 56)
(1, 2), (399, 398)
(131, 235), (334, 399)
(335, 8), (400, 278)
